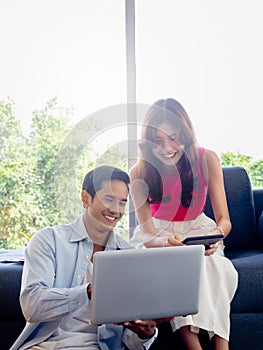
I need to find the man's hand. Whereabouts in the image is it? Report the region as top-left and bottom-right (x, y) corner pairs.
(87, 283), (92, 300)
(118, 317), (174, 340)
(121, 320), (157, 340)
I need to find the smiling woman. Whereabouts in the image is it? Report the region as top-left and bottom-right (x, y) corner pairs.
(129, 97), (239, 350)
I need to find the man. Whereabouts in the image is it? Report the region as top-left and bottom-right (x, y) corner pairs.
(11, 165), (167, 350)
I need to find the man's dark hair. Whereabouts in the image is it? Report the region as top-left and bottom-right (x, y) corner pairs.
(82, 165), (130, 199)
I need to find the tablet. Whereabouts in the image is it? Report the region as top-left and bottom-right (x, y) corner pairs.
(182, 234), (224, 249)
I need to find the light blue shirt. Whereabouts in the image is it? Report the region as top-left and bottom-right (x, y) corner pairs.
(10, 216), (157, 350)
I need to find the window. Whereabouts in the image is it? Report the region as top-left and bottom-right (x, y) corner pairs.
(0, 0), (126, 131)
(1, 0), (262, 248)
(0, 0), (130, 248)
(135, 0), (262, 161)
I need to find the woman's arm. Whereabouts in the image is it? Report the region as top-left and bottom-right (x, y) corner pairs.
(129, 164), (156, 234)
(130, 165), (163, 247)
(129, 165), (183, 247)
(205, 149), (232, 238)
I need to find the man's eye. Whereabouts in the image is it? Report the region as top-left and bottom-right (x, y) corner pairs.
(119, 201), (127, 207)
(104, 198), (113, 203)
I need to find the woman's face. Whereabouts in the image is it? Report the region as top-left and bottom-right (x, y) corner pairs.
(151, 123), (185, 166)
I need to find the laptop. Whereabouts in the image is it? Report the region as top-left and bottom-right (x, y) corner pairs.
(90, 245), (204, 324)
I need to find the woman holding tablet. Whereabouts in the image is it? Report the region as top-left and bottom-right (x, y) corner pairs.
(129, 98), (238, 350)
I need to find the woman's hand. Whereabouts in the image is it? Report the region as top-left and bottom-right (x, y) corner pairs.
(204, 243), (218, 256)
(165, 233), (184, 247)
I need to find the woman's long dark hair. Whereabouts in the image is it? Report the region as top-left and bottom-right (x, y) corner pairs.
(137, 98), (199, 208)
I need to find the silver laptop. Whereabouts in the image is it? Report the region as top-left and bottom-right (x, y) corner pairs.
(90, 245), (204, 324)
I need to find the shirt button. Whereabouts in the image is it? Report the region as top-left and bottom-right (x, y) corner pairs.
(78, 301), (82, 306)
(77, 275), (81, 279)
(85, 255), (89, 259)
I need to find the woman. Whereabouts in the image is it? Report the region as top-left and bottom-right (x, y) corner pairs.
(129, 98), (238, 350)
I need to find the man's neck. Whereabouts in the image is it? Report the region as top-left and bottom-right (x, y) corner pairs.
(91, 243), (105, 262)
(83, 213), (111, 247)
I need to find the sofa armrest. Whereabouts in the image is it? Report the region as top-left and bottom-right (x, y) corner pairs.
(253, 188), (263, 247)
(0, 262), (26, 349)
(0, 262), (24, 321)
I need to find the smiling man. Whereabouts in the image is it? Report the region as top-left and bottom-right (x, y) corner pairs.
(10, 166), (163, 350)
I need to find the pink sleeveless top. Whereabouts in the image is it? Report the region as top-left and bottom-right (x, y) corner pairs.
(150, 148), (208, 222)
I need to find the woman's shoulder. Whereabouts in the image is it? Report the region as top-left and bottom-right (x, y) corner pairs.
(203, 148), (222, 174)
(197, 147), (217, 157)
(203, 148), (220, 162)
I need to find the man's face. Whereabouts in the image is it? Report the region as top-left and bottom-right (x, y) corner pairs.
(84, 179), (128, 230)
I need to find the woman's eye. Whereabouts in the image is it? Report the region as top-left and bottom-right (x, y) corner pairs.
(155, 139), (163, 145)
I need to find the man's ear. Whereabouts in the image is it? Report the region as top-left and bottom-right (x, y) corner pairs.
(81, 190), (92, 208)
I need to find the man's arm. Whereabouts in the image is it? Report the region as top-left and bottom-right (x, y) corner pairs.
(20, 228), (90, 323)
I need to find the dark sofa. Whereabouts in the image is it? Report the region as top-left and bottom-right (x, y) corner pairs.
(0, 260), (24, 350)
(205, 166), (263, 349)
(1, 166), (263, 350)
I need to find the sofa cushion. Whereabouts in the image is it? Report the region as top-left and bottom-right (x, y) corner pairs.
(230, 253), (263, 313)
(204, 166), (257, 252)
(230, 313), (263, 350)
(225, 249), (263, 260)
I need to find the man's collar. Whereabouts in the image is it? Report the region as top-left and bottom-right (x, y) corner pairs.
(69, 215), (119, 250)
(105, 230), (119, 250)
(69, 215), (90, 242)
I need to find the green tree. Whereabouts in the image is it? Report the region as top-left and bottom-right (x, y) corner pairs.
(0, 99), (35, 247)
(0, 98), (72, 248)
(0, 98), (129, 248)
(29, 98), (73, 228)
(248, 160), (263, 188)
(220, 152), (263, 188)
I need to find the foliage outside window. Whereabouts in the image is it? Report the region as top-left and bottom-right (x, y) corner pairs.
(0, 98), (127, 249)
(220, 153), (263, 189)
